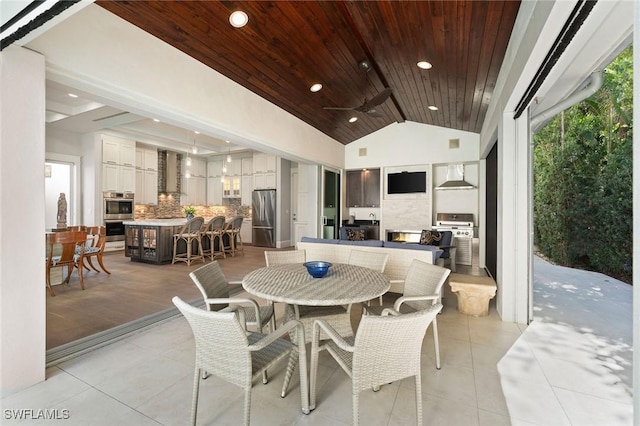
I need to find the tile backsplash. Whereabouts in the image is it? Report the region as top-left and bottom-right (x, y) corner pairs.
(135, 196), (251, 220)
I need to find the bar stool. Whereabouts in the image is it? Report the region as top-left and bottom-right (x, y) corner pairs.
(223, 216), (244, 257)
(203, 216), (226, 260)
(172, 216), (205, 265)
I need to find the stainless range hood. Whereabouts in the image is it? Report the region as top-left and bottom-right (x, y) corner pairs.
(435, 164), (475, 190)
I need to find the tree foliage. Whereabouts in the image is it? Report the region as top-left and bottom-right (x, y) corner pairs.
(533, 45), (632, 283)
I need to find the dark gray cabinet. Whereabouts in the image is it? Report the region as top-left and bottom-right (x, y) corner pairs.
(125, 224), (176, 264)
(346, 169), (380, 207)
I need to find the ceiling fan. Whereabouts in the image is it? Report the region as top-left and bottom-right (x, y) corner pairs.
(323, 87), (393, 118)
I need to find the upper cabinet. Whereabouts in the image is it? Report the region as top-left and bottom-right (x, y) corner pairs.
(253, 153), (276, 189)
(135, 146), (158, 205)
(346, 168), (380, 207)
(102, 135), (135, 193)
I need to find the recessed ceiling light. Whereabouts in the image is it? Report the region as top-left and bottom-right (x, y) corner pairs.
(194, 131), (200, 134)
(229, 10), (248, 28)
(349, 117), (358, 123)
(68, 93), (78, 98)
(225, 140), (230, 144)
(310, 83), (322, 92)
(417, 61), (432, 70)
(153, 118), (160, 122)
(428, 105), (438, 111)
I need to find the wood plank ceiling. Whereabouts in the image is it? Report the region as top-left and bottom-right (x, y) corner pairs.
(96, 1), (520, 145)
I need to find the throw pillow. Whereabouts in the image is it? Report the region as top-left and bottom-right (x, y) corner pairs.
(420, 230), (442, 245)
(346, 228), (366, 241)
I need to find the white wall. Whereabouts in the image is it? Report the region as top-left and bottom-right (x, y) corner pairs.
(345, 121), (480, 234)
(0, 46), (46, 395)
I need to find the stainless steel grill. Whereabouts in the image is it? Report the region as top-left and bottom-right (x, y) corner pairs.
(433, 213), (474, 265)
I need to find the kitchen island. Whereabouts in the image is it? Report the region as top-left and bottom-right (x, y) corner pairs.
(124, 219), (189, 264)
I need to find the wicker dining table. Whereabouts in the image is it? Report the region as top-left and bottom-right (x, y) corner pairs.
(242, 263), (390, 306)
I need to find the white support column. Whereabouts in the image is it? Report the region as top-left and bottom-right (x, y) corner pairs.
(497, 111), (532, 324)
(0, 46), (47, 395)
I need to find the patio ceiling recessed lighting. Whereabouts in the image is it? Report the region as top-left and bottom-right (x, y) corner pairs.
(310, 83), (323, 92)
(229, 10), (248, 28)
(68, 93), (78, 98)
(417, 61), (432, 70)
(428, 105), (438, 111)
(153, 118), (160, 122)
(349, 117), (358, 123)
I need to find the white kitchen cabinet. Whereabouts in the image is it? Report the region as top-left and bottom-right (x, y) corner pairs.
(136, 169), (158, 205)
(241, 175), (253, 205)
(207, 176), (223, 205)
(102, 136), (136, 192)
(103, 163), (120, 191)
(135, 147), (158, 204)
(241, 157), (253, 175)
(182, 175), (206, 206)
(207, 159), (223, 178)
(240, 219), (252, 244)
(222, 176), (241, 198)
(230, 158), (242, 176)
(253, 153), (276, 189)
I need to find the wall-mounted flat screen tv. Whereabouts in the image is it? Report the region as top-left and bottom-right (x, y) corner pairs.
(387, 171), (427, 194)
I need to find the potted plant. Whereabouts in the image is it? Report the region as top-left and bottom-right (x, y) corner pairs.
(184, 205), (196, 220)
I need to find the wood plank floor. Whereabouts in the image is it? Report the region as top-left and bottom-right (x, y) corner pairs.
(46, 245), (282, 349)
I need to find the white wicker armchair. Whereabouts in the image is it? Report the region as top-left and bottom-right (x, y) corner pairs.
(348, 249), (389, 304)
(189, 261), (275, 333)
(364, 259), (450, 369)
(310, 304), (442, 425)
(172, 296), (310, 426)
(264, 249), (306, 266)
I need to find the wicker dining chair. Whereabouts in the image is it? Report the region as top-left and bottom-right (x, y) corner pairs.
(347, 250), (389, 305)
(310, 304), (442, 426)
(363, 258), (450, 369)
(172, 296), (310, 426)
(264, 249), (306, 266)
(189, 261), (275, 333)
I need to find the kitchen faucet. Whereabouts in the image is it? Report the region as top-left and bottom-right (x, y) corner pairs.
(369, 212), (376, 224)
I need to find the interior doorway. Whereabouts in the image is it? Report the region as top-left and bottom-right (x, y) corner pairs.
(45, 154), (79, 229)
(322, 168), (340, 239)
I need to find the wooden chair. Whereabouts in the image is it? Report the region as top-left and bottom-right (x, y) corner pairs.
(83, 226), (110, 274)
(172, 217), (205, 265)
(45, 230), (88, 296)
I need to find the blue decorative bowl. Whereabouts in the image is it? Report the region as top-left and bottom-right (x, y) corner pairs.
(303, 261), (332, 278)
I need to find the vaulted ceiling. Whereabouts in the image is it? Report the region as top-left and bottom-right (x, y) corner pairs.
(95, 0), (520, 145)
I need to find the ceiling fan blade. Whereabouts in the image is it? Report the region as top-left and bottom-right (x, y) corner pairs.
(323, 106), (356, 111)
(366, 110), (384, 118)
(359, 87), (392, 111)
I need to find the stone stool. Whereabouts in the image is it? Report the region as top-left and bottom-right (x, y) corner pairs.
(448, 273), (497, 317)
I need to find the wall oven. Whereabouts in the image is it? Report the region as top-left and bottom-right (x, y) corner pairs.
(103, 192), (134, 242)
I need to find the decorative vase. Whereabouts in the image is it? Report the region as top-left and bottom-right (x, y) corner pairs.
(186, 214), (194, 220)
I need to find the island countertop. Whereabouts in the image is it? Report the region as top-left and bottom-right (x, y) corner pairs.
(123, 218), (188, 226)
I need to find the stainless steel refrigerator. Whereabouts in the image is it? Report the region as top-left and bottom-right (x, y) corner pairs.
(252, 189), (276, 247)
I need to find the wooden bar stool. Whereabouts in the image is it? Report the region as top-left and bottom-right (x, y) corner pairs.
(203, 216), (226, 260)
(223, 216), (244, 257)
(172, 217), (205, 265)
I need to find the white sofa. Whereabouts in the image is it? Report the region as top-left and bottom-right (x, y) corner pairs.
(296, 239), (438, 294)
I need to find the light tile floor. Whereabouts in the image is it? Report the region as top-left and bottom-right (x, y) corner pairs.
(1, 256), (633, 425)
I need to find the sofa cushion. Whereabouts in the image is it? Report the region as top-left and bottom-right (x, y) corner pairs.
(300, 237), (340, 244)
(419, 229), (442, 245)
(339, 226), (361, 240)
(338, 239), (384, 247)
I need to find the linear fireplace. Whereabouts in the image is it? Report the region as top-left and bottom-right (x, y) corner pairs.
(386, 229), (422, 243)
